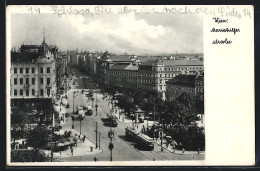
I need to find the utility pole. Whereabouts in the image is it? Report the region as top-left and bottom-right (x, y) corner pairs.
(51, 113), (54, 162)
(153, 98), (155, 141)
(161, 119), (163, 152)
(99, 132), (101, 150)
(96, 121), (98, 149)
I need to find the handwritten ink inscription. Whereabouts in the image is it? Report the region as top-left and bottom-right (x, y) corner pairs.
(43, 6), (252, 20)
(211, 17), (241, 44)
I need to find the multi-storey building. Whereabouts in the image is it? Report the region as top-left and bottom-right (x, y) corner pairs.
(165, 72), (204, 102)
(195, 72), (204, 101)
(10, 39), (56, 107)
(165, 74), (197, 101)
(104, 55), (204, 100)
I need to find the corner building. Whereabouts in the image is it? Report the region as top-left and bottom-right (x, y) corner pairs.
(10, 39), (56, 107)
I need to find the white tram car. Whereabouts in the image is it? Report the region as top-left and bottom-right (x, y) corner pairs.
(125, 127), (154, 151)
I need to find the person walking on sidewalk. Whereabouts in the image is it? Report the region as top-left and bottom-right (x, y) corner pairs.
(83, 135), (86, 142)
(71, 147), (73, 155)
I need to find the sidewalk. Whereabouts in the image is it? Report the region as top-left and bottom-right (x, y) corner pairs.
(44, 128), (102, 158)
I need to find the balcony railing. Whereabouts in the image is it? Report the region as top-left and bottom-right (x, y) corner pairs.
(24, 84), (30, 88)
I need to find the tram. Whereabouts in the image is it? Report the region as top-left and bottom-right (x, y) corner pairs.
(125, 127), (154, 151)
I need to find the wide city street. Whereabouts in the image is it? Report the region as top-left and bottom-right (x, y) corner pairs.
(60, 68), (204, 161)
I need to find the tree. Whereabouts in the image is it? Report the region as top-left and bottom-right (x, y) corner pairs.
(11, 108), (28, 149)
(11, 150), (49, 162)
(26, 126), (49, 150)
(35, 99), (57, 126)
(117, 95), (136, 116)
(171, 92), (198, 126)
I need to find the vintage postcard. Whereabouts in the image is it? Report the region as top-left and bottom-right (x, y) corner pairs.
(6, 5), (254, 166)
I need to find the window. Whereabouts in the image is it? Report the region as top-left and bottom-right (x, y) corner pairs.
(32, 78), (35, 84)
(40, 89), (44, 96)
(14, 89), (17, 96)
(32, 89), (35, 96)
(165, 74), (167, 77)
(40, 68), (43, 73)
(47, 78), (50, 85)
(20, 89), (23, 96)
(20, 68), (23, 73)
(47, 67), (50, 73)
(40, 78), (44, 84)
(26, 89), (29, 96)
(31, 68), (35, 73)
(26, 68), (29, 73)
(20, 78), (23, 85)
(14, 68), (17, 73)
(26, 78), (29, 85)
(14, 78), (17, 84)
(47, 89), (50, 96)
(160, 74), (162, 77)
(159, 79), (162, 84)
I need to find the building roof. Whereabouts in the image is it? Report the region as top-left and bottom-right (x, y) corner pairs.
(109, 64), (138, 71)
(139, 59), (154, 66)
(162, 59), (203, 66)
(20, 45), (40, 53)
(109, 55), (135, 62)
(11, 52), (39, 62)
(166, 74), (197, 87)
(195, 72), (204, 81)
(38, 39), (50, 56)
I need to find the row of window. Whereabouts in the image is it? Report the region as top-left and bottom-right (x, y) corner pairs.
(13, 89), (50, 96)
(196, 81), (204, 86)
(157, 67), (203, 71)
(196, 88), (204, 93)
(13, 78), (51, 85)
(13, 67), (51, 74)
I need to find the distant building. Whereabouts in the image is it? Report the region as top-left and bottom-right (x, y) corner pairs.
(101, 52), (204, 100)
(165, 72), (204, 102)
(10, 38), (56, 107)
(165, 74), (197, 101)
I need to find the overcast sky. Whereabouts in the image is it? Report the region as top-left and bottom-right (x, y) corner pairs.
(11, 12), (203, 55)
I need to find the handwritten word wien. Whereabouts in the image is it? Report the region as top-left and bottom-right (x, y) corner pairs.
(211, 17), (240, 44)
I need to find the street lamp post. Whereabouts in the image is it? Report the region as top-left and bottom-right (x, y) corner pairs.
(73, 91), (76, 113)
(71, 116), (75, 129)
(79, 116), (83, 135)
(96, 121), (98, 149)
(108, 121), (114, 162)
(161, 119), (164, 152)
(91, 97), (94, 108)
(95, 85), (98, 117)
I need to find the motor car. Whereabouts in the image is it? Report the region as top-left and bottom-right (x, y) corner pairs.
(144, 116), (151, 120)
(66, 104), (70, 108)
(138, 117), (144, 123)
(111, 120), (118, 127)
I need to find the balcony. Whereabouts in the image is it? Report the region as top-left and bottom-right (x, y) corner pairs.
(24, 84), (30, 89)
(46, 84), (52, 88)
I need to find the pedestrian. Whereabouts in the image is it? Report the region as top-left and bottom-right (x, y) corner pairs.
(71, 147), (73, 155)
(60, 150), (62, 156)
(94, 157), (97, 162)
(198, 148), (200, 154)
(182, 148), (185, 153)
(83, 135), (86, 142)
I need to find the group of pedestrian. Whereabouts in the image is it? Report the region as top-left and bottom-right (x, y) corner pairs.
(64, 130), (72, 138)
